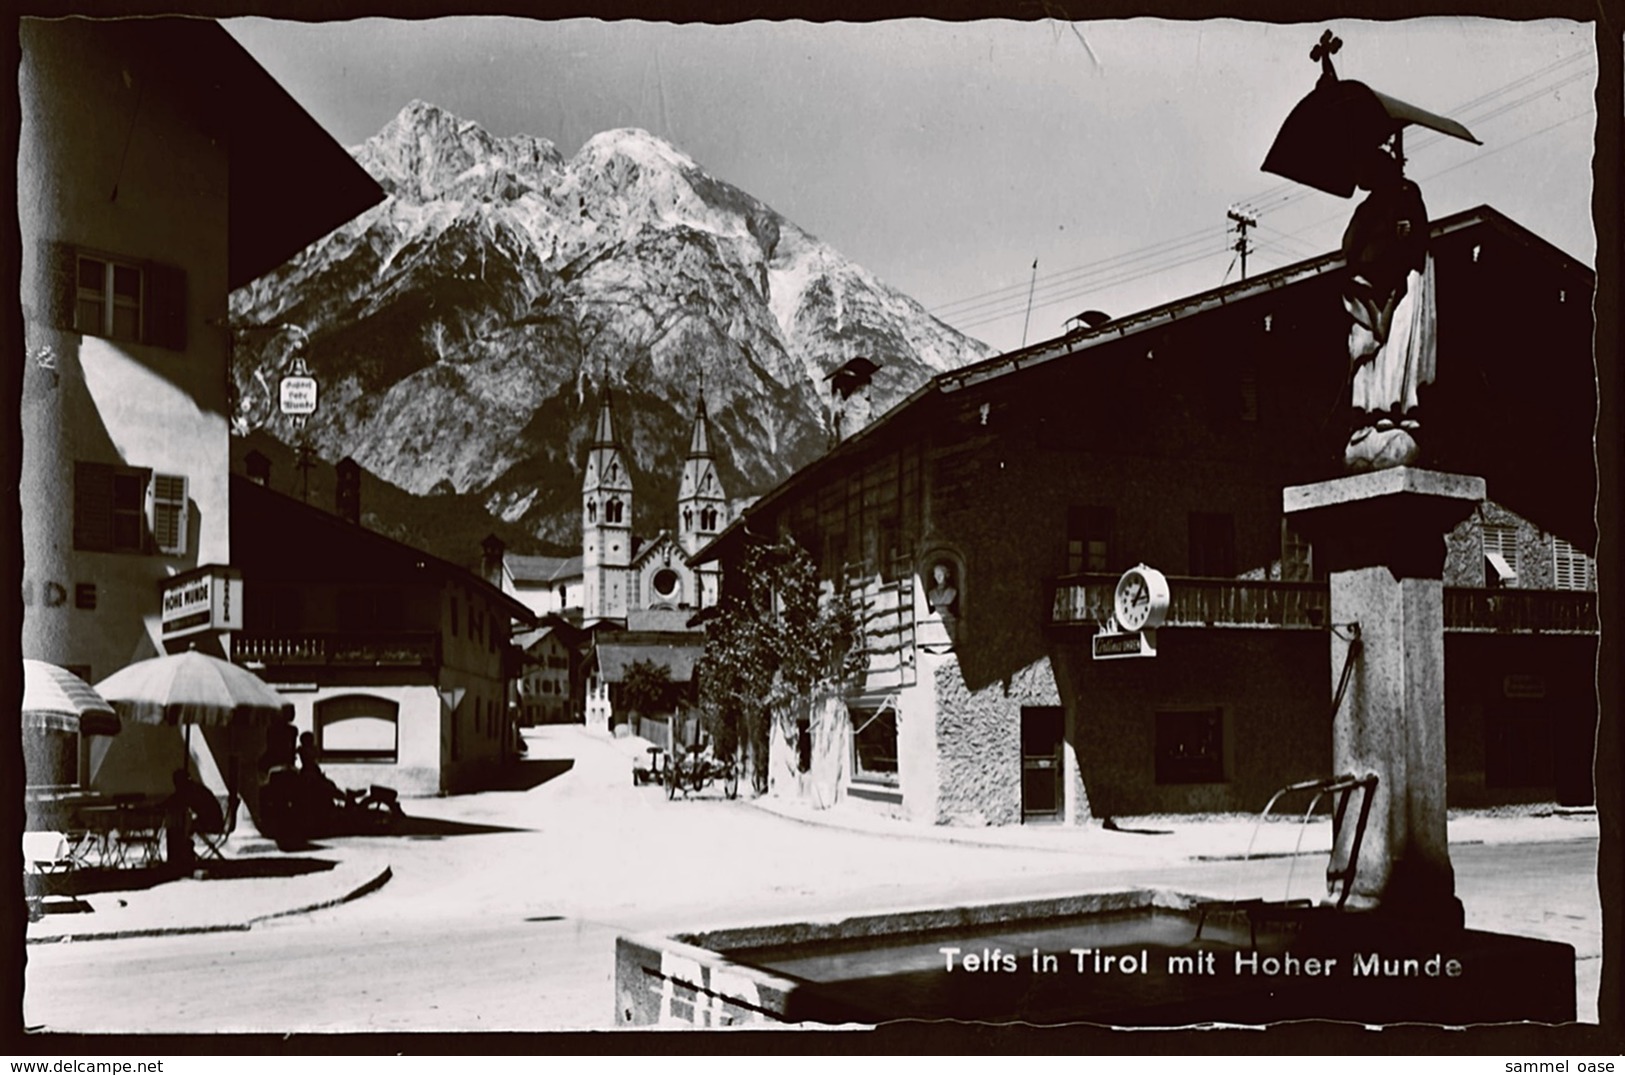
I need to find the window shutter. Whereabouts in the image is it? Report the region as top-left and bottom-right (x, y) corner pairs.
(1553, 538), (1592, 591)
(148, 473), (188, 555)
(73, 462), (114, 551)
(44, 242), (77, 330)
(146, 263), (186, 350)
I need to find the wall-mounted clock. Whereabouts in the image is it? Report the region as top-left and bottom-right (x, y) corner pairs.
(1114, 564), (1170, 632)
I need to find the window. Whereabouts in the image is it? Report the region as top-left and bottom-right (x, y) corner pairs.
(1066, 506), (1114, 574)
(73, 463), (187, 555)
(77, 254), (143, 341)
(48, 244), (185, 349)
(150, 474), (187, 555)
(1553, 538), (1594, 591)
(850, 702), (899, 785)
(1238, 364), (1260, 422)
(1482, 524), (1519, 588)
(1280, 519), (1314, 581)
(652, 568), (681, 602)
(315, 695), (399, 764)
(700, 506), (718, 531)
(1155, 708), (1226, 784)
(1485, 703), (1552, 788)
(1188, 512), (1236, 577)
(605, 497), (624, 524)
(25, 728), (80, 788)
(337, 588), (404, 631)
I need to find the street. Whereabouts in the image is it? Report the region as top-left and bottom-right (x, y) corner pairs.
(23, 727), (1602, 1032)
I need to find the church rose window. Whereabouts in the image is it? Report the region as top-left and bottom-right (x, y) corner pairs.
(653, 568), (681, 601)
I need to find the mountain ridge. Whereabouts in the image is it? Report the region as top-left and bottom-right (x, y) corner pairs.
(229, 100), (994, 553)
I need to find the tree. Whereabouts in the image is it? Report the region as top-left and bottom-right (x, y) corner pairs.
(696, 539), (866, 793)
(619, 658), (674, 739)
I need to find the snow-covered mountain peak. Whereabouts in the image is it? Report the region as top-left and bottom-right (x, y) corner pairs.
(354, 99), (565, 204)
(231, 102), (994, 546)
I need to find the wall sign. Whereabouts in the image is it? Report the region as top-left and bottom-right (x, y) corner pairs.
(280, 355), (318, 417)
(1093, 628), (1158, 660)
(159, 565), (243, 640)
(1094, 564), (1168, 659)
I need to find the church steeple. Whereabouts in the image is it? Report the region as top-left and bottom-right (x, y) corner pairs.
(583, 387), (633, 621)
(678, 393), (728, 607)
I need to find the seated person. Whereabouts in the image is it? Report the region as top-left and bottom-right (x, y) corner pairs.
(296, 731), (349, 810)
(162, 768), (223, 869)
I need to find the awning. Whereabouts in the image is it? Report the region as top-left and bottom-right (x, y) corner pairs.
(22, 660), (120, 737)
(1485, 551), (1518, 586)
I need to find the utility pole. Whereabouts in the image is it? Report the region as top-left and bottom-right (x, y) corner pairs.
(1020, 259), (1038, 349)
(1227, 208), (1256, 281)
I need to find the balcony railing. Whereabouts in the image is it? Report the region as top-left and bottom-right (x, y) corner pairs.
(1442, 587), (1598, 635)
(1052, 575), (1597, 635)
(234, 631), (442, 670)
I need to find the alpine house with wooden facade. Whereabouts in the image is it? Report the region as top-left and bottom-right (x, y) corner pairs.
(696, 205), (1597, 827)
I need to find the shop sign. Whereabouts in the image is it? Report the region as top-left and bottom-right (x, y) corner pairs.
(160, 565), (243, 640)
(1093, 627), (1157, 660)
(280, 355), (318, 416)
(1503, 674), (1547, 700)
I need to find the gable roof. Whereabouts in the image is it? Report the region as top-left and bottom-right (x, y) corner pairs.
(630, 530), (690, 571)
(593, 639), (705, 684)
(231, 475), (534, 624)
(695, 204), (1593, 565)
(507, 553), (583, 585)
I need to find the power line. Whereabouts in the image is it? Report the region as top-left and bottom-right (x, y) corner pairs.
(946, 233), (1226, 327)
(930, 226), (1221, 316)
(932, 54), (1595, 336)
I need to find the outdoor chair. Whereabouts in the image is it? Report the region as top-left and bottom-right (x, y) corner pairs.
(23, 830), (75, 878)
(193, 791), (237, 861)
(22, 831), (76, 921)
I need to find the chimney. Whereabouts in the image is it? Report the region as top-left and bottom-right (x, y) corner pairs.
(245, 449), (271, 488)
(335, 457), (361, 525)
(481, 533), (506, 588)
(824, 356), (881, 444)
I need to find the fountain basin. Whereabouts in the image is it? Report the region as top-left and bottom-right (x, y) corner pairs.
(615, 889), (1575, 1027)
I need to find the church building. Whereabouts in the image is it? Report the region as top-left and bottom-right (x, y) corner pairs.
(494, 387), (731, 736)
(581, 387), (728, 623)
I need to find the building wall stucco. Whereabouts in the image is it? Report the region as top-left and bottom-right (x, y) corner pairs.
(932, 655), (1061, 826)
(284, 684), (444, 796)
(19, 20), (230, 686)
(1059, 630), (1329, 818)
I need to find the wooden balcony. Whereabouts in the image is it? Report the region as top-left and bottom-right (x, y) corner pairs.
(1052, 575), (1597, 635)
(234, 631), (442, 670)
(1442, 587), (1598, 635)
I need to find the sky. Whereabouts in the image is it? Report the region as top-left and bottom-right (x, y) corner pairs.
(223, 17), (1598, 355)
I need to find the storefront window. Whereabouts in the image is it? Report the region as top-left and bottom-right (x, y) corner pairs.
(316, 694), (400, 764)
(851, 703), (899, 785)
(1155, 708), (1225, 784)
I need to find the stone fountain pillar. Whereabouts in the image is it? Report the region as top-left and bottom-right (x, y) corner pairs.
(1284, 467), (1483, 926)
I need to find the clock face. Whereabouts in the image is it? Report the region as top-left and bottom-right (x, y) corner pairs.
(1114, 566), (1168, 632)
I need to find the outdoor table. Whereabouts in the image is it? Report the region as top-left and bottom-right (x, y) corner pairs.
(64, 801), (168, 869)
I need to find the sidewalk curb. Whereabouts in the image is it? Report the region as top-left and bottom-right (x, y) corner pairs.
(738, 797), (1601, 860)
(24, 863), (394, 946)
